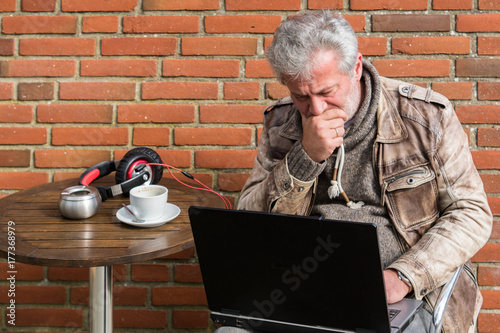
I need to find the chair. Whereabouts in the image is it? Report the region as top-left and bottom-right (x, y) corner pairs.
(429, 265), (463, 333)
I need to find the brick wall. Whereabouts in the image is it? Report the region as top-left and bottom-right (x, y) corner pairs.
(0, 0), (498, 331)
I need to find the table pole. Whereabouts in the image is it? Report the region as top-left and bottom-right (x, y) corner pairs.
(90, 266), (113, 333)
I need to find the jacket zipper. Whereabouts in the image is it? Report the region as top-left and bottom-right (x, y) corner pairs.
(380, 169), (426, 206)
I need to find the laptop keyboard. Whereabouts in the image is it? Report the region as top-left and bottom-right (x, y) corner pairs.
(389, 308), (401, 321)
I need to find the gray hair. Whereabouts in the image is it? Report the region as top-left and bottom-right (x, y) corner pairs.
(266, 11), (358, 84)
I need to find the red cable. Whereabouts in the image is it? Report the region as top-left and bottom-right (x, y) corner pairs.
(147, 161), (232, 210)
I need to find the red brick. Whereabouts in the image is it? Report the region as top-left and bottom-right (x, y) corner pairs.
(152, 286), (207, 305)
(82, 15), (119, 33)
(52, 127), (128, 146)
(351, 0), (426, 10)
(0, 172), (49, 189)
(478, 82), (500, 100)
(0, 60), (75, 77)
(479, 266), (500, 286)
(163, 59), (240, 78)
(142, 81), (218, 100)
(456, 104), (500, 123)
(0, 286), (65, 304)
(101, 37), (176, 56)
(224, 82), (260, 100)
(81, 59), (157, 77)
(372, 15), (450, 32)
(133, 127), (170, 146)
(472, 242), (500, 262)
(0, 82), (13, 100)
(62, 0), (137, 11)
(431, 82), (472, 100)
(308, 0), (343, 9)
(0, 150), (30, 167)
(174, 263), (203, 282)
(143, 0), (219, 10)
(173, 310), (209, 329)
(392, 36), (470, 55)
(20, 38), (96, 56)
(481, 174), (500, 193)
(35, 149), (111, 168)
(114, 309), (167, 328)
(478, 36), (500, 55)
(195, 150), (257, 169)
(0, 262), (43, 280)
(174, 127), (252, 146)
(226, 0), (300, 10)
(245, 59), (274, 78)
(482, 290), (500, 308)
(131, 263), (170, 282)
(123, 15), (199, 33)
(0, 38), (14, 55)
(117, 104), (195, 123)
(478, 313), (500, 333)
(479, 0), (500, 9)
(266, 82), (289, 99)
(0, 127), (46, 144)
(200, 105), (265, 123)
(457, 14), (500, 32)
(60, 82), (136, 100)
(114, 286), (148, 306)
(53, 171), (81, 182)
(182, 37), (257, 56)
(358, 37), (387, 56)
(372, 59), (450, 77)
(218, 173), (250, 192)
(456, 58), (500, 77)
(433, 0), (473, 9)
(13, 308), (83, 327)
(0, 0), (15, 11)
(345, 15), (366, 32)
(471, 151), (500, 169)
(478, 128), (500, 147)
(22, 0), (56, 11)
(37, 104), (113, 123)
(205, 15), (281, 33)
(2, 16), (77, 34)
(0, 104), (33, 123)
(48, 267), (89, 281)
(18, 82), (54, 101)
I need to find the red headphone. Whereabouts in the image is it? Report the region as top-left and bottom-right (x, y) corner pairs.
(78, 147), (164, 202)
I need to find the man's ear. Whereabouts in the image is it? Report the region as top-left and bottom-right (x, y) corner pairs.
(354, 53), (363, 81)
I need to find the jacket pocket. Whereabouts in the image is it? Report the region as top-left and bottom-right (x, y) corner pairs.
(383, 164), (439, 231)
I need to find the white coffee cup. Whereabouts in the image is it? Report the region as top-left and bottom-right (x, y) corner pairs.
(129, 185), (168, 220)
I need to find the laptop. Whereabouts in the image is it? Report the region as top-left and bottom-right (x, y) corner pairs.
(188, 206), (423, 333)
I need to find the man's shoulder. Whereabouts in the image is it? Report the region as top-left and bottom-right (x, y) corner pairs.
(263, 96), (298, 128)
(380, 76), (451, 109)
(264, 96), (294, 114)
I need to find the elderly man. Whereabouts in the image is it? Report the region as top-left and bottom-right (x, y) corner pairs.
(219, 11), (492, 333)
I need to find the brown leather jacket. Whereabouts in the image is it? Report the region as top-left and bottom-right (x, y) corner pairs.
(238, 76), (493, 332)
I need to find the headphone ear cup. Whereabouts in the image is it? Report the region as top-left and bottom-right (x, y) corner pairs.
(115, 147), (164, 186)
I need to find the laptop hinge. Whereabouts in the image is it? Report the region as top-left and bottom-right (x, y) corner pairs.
(221, 308), (240, 316)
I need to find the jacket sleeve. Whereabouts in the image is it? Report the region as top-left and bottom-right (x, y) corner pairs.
(237, 111), (325, 215)
(388, 102), (493, 300)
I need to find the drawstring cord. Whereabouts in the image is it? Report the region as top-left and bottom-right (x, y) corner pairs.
(327, 143), (365, 209)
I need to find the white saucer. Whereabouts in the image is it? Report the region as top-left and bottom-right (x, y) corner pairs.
(117, 203), (181, 228)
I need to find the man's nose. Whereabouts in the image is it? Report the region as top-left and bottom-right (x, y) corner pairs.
(309, 96), (327, 116)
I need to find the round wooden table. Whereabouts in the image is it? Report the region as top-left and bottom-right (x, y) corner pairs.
(0, 175), (225, 333)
